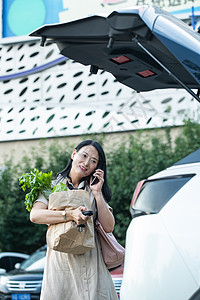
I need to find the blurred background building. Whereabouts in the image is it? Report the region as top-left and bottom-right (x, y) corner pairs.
(0, 0), (200, 163)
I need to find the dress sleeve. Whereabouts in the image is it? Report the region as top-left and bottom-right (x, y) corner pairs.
(35, 193), (48, 206)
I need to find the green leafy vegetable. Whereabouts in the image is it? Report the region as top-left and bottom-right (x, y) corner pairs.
(51, 182), (68, 194)
(19, 168), (69, 212)
(19, 168), (52, 212)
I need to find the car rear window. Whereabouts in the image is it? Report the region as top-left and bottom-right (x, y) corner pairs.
(133, 174), (194, 214)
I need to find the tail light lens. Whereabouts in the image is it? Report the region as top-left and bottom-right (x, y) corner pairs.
(130, 179), (146, 218)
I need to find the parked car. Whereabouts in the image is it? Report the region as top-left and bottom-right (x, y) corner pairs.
(0, 246), (46, 300)
(120, 148), (200, 300)
(0, 245), (123, 299)
(0, 253), (29, 275)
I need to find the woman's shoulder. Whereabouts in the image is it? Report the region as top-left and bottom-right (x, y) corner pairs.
(51, 174), (66, 187)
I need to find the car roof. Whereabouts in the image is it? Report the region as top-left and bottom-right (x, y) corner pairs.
(0, 252), (29, 258)
(30, 5), (200, 102)
(173, 148), (200, 166)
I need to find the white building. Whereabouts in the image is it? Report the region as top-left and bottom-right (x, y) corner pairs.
(0, 0), (200, 162)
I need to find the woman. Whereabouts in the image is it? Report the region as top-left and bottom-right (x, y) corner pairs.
(30, 139), (118, 300)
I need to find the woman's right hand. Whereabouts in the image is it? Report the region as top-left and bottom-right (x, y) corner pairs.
(30, 202), (91, 225)
(70, 206), (89, 225)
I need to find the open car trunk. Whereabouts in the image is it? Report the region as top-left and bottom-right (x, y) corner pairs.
(30, 5), (200, 102)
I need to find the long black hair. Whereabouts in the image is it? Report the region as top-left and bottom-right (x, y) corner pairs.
(58, 140), (112, 202)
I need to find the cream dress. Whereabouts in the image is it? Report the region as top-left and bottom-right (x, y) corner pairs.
(37, 178), (118, 300)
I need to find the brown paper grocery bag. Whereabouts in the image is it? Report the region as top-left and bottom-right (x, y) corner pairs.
(46, 190), (95, 254)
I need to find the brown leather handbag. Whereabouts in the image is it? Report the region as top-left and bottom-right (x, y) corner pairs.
(95, 219), (125, 270)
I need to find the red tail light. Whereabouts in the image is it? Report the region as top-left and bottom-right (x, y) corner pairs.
(130, 180), (146, 208)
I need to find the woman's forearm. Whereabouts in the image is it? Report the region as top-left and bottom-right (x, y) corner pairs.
(95, 192), (115, 233)
(30, 202), (89, 225)
(30, 207), (66, 225)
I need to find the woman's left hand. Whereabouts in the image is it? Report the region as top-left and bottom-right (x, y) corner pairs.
(90, 169), (115, 233)
(90, 169), (104, 192)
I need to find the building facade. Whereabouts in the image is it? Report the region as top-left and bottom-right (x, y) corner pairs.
(0, 0), (200, 163)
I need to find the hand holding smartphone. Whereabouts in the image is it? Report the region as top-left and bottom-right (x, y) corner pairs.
(82, 210), (93, 216)
(77, 211), (93, 232)
(91, 176), (99, 185)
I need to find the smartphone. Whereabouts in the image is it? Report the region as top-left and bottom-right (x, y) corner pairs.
(91, 176), (99, 185)
(82, 211), (93, 216)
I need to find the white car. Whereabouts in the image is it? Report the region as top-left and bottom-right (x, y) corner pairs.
(120, 148), (200, 300)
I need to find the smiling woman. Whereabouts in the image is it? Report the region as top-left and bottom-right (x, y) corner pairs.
(69, 145), (99, 187)
(29, 139), (118, 300)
